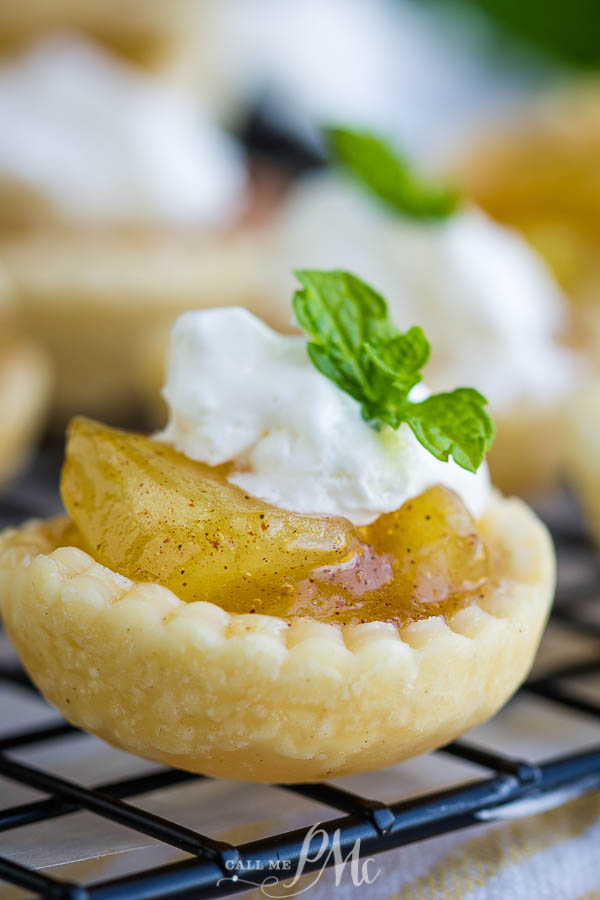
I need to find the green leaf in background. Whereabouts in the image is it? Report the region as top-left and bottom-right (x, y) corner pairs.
(426, 0), (600, 68)
(326, 126), (460, 220)
(293, 269), (494, 472)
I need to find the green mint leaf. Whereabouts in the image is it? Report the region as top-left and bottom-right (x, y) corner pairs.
(293, 269), (494, 472)
(403, 389), (496, 474)
(293, 269), (427, 409)
(365, 327), (430, 392)
(326, 126), (460, 220)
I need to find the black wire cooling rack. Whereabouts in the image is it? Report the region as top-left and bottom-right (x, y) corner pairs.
(0, 447), (599, 899)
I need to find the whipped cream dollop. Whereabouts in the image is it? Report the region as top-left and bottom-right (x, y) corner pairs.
(0, 36), (247, 227)
(275, 175), (578, 411)
(211, 0), (399, 147)
(158, 307), (490, 525)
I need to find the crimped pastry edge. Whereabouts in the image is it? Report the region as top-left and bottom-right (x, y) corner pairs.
(0, 492), (555, 782)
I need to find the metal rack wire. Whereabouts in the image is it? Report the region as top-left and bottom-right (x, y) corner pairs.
(0, 449), (599, 899)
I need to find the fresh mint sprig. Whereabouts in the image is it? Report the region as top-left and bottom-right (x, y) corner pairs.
(293, 269), (494, 473)
(326, 126), (460, 220)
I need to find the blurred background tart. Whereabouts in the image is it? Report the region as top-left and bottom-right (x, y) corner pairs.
(0, 267), (51, 488)
(0, 0), (226, 95)
(565, 381), (600, 547)
(267, 163), (582, 497)
(452, 83), (600, 346)
(0, 35), (288, 427)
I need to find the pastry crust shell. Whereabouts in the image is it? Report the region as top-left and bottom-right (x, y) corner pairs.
(0, 493), (555, 783)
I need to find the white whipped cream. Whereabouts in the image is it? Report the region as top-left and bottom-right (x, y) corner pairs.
(158, 307), (490, 525)
(274, 175), (578, 411)
(211, 0), (542, 158)
(0, 36), (247, 227)
(211, 0), (399, 147)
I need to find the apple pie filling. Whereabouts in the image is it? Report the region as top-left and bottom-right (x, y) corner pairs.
(59, 417), (491, 628)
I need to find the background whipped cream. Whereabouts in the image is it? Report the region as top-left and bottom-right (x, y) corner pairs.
(274, 175), (578, 411)
(158, 307), (491, 525)
(210, 0), (399, 148)
(0, 36), (247, 227)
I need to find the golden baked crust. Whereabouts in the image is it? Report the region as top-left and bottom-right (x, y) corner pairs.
(0, 338), (51, 486)
(0, 493), (554, 782)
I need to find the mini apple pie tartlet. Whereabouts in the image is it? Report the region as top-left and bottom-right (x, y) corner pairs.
(0, 272), (555, 782)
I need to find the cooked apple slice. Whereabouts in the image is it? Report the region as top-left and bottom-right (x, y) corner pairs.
(259, 485), (490, 625)
(61, 417), (360, 605)
(362, 484), (489, 611)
